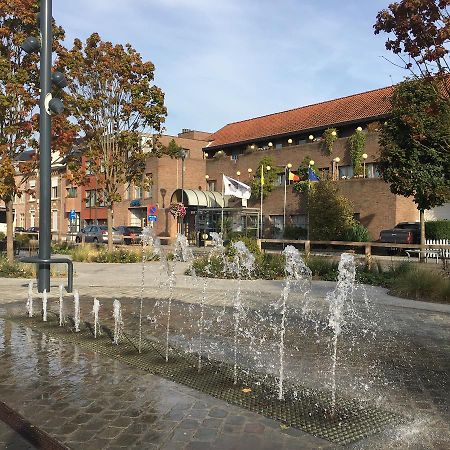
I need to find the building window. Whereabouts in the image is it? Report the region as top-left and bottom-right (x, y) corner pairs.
(20, 213), (25, 227)
(145, 173), (153, 198)
(207, 180), (216, 191)
(124, 185), (131, 200)
(52, 210), (58, 231)
(67, 187), (77, 198)
(338, 165), (354, 179)
(51, 185), (59, 199)
(275, 143), (282, 149)
(135, 186), (142, 199)
(30, 210), (35, 227)
(291, 214), (307, 228)
(86, 160), (93, 175)
(366, 163), (380, 178)
(231, 151), (239, 161)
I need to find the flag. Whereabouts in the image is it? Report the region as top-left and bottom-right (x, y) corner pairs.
(308, 167), (320, 182)
(222, 174), (251, 199)
(288, 172), (300, 182)
(260, 165), (264, 186)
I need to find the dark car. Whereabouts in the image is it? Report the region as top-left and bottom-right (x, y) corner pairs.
(26, 227), (39, 233)
(379, 222), (420, 245)
(115, 226), (143, 245)
(14, 227), (26, 233)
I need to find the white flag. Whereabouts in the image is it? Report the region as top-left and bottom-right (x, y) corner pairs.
(222, 175), (251, 199)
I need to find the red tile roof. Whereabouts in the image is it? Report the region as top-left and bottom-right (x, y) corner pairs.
(208, 85), (394, 149)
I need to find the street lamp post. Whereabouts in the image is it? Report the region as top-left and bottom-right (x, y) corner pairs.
(307, 160), (314, 240)
(333, 157), (340, 180)
(283, 163), (292, 231)
(362, 153), (368, 178)
(180, 150), (187, 235)
(260, 165), (270, 238)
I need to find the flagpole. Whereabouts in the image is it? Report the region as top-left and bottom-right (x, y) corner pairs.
(260, 166), (263, 239)
(221, 174), (224, 237)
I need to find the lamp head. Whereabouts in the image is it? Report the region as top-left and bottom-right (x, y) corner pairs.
(268, 142), (273, 147)
(362, 153), (368, 160)
(236, 171), (241, 176)
(248, 168), (252, 173)
(51, 71), (68, 89)
(266, 165), (271, 171)
(309, 160), (315, 166)
(287, 163), (292, 169)
(21, 36), (40, 54)
(287, 138), (292, 144)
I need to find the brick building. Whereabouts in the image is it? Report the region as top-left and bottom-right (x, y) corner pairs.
(203, 85), (420, 240)
(6, 84), (443, 243)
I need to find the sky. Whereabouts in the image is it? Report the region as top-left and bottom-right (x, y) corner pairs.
(53, 0), (407, 136)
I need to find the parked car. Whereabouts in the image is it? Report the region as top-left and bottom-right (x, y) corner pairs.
(26, 226), (39, 233)
(14, 226), (26, 233)
(115, 226), (143, 245)
(379, 222), (420, 248)
(75, 225), (122, 244)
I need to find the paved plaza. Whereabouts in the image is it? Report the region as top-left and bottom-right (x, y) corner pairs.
(0, 260), (448, 449)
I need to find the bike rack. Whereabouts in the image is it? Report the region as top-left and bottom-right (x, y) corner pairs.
(20, 256), (73, 293)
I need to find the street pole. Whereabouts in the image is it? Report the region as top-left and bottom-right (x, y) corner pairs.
(180, 151), (186, 235)
(260, 166), (263, 239)
(283, 166), (287, 231)
(38, 0), (52, 293)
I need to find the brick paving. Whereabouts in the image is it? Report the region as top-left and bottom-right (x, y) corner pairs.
(0, 261), (448, 448)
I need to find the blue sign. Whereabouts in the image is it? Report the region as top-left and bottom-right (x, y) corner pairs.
(148, 215), (157, 222)
(149, 206), (157, 215)
(69, 210), (77, 221)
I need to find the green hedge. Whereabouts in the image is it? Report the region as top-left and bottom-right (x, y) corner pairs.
(426, 220), (450, 240)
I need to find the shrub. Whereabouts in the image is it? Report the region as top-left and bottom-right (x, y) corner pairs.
(52, 242), (76, 255)
(0, 232), (5, 241)
(304, 256), (339, 281)
(390, 267), (450, 303)
(0, 256), (34, 278)
(425, 220), (450, 240)
(342, 223), (371, 242)
(258, 253), (285, 279)
(70, 245), (99, 262)
(283, 226), (307, 240)
(15, 234), (30, 248)
(226, 237), (261, 257)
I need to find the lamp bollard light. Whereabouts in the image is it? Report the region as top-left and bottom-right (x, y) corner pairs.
(362, 153), (368, 178)
(51, 71), (68, 89)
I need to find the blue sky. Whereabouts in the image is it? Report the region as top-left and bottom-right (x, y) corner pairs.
(54, 0), (406, 136)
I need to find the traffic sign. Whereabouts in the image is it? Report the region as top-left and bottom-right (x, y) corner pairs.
(69, 209), (76, 221)
(148, 204), (158, 216)
(148, 215), (157, 222)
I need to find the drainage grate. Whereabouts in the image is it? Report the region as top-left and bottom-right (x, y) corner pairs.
(13, 315), (403, 445)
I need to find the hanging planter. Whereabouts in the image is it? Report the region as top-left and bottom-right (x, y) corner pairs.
(169, 202), (186, 218)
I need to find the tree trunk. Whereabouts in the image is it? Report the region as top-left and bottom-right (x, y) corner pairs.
(107, 204), (113, 252)
(420, 209), (425, 262)
(6, 199), (14, 263)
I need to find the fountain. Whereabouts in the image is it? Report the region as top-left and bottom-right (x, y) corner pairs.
(26, 281), (33, 317)
(113, 299), (123, 345)
(92, 298), (100, 338)
(229, 241), (255, 384)
(327, 252), (356, 414)
(278, 246), (311, 400)
(73, 290), (80, 332)
(58, 284), (64, 326)
(42, 289), (48, 322)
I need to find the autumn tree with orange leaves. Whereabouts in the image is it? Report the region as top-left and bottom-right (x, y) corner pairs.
(58, 33), (167, 251)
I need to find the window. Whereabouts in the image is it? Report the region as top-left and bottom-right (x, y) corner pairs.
(51, 185), (59, 199)
(67, 187), (77, 198)
(20, 213), (25, 227)
(30, 210), (35, 227)
(275, 173), (285, 187)
(207, 180), (216, 191)
(231, 151), (239, 161)
(86, 160), (93, 175)
(135, 186), (142, 199)
(85, 190), (95, 208)
(275, 143), (282, 149)
(291, 214), (307, 228)
(365, 163), (380, 179)
(144, 173), (153, 198)
(52, 210), (58, 231)
(338, 165), (354, 179)
(125, 185), (131, 200)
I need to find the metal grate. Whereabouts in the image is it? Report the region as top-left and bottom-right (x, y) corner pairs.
(13, 315), (404, 445)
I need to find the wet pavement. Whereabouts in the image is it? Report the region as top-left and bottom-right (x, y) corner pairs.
(0, 319), (332, 449)
(0, 260), (448, 448)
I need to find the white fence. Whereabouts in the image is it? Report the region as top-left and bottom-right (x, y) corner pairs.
(426, 239), (450, 258)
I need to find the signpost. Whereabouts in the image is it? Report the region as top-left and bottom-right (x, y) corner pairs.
(147, 205), (158, 226)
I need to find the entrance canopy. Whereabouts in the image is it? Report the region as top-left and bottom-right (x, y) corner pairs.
(171, 189), (224, 208)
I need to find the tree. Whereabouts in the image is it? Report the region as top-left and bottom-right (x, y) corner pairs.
(165, 138), (184, 159)
(250, 156), (277, 198)
(308, 179), (355, 240)
(0, 1), (40, 261)
(374, 0), (450, 90)
(378, 77), (450, 246)
(59, 33), (167, 251)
